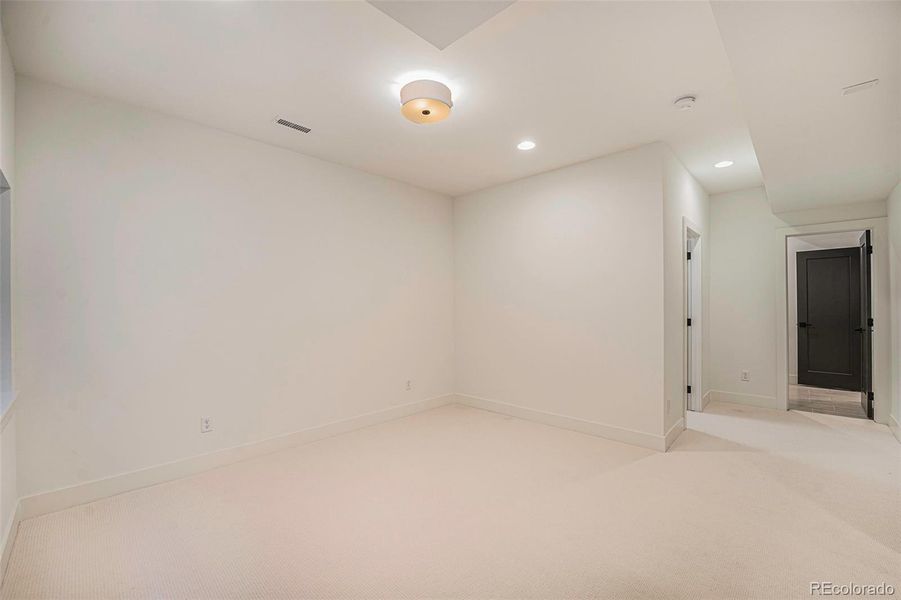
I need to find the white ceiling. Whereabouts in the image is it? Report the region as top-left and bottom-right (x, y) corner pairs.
(1, 0), (762, 198)
(2, 2), (899, 208)
(368, 1), (516, 51)
(712, 1), (901, 213)
(789, 231), (866, 251)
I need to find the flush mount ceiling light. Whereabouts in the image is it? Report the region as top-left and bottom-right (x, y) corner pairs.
(400, 79), (453, 124)
(517, 140), (536, 151)
(714, 160), (734, 168)
(673, 95), (697, 111)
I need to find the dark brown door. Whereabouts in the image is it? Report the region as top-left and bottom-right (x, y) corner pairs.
(858, 232), (873, 418)
(797, 247), (862, 392)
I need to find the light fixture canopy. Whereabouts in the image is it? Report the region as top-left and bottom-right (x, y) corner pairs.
(517, 140), (536, 151)
(714, 160), (734, 169)
(400, 79), (453, 124)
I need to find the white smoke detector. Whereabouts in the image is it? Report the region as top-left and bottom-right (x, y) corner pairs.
(673, 95), (697, 111)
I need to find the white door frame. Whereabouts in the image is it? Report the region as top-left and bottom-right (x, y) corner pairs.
(683, 218), (703, 413)
(776, 217), (891, 423)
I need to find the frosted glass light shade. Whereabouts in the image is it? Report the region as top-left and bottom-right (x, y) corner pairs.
(400, 80), (452, 124)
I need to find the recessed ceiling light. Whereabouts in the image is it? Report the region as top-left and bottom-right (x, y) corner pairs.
(517, 140), (536, 151)
(714, 160), (734, 169)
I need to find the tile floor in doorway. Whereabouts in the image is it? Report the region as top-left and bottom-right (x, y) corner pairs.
(788, 384), (867, 419)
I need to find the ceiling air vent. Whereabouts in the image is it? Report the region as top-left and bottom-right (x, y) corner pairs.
(275, 118), (311, 134)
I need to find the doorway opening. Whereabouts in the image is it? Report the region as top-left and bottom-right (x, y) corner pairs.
(788, 230), (872, 420)
(685, 224), (702, 413)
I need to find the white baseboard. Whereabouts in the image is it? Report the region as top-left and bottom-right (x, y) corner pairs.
(708, 389), (781, 410)
(664, 417), (685, 450)
(701, 391), (712, 411)
(453, 393), (667, 451)
(19, 394), (455, 520)
(788, 374), (798, 385)
(889, 414), (901, 445)
(0, 500), (22, 585)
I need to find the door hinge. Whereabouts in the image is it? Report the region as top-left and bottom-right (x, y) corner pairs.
(868, 317), (874, 327)
(687, 318), (692, 327)
(868, 245), (873, 255)
(867, 391), (874, 401)
(687, 251), (692, 260)
(687, 385), (692, 394)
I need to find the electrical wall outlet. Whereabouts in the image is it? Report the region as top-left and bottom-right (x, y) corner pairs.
(741, 370), (751, 382)
(200, 416), (214, 433)
(405, 380), (413, 392)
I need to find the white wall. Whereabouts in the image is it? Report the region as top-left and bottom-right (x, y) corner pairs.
(14, 77), (455, 498)
(662, 149), (709, 431)
(891, 14), (901, 440)
(0, 9), (13, 412)
(454, 144), (668, 446)
(709, 188), (784, 407)
(0, 407), (15, 563)
(889, 181), (901, 438)
(0, 10), (16, 568)
(0, 14), (11, 185)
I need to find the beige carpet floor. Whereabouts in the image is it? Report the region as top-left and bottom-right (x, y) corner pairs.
(2, 401), (899, 599)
